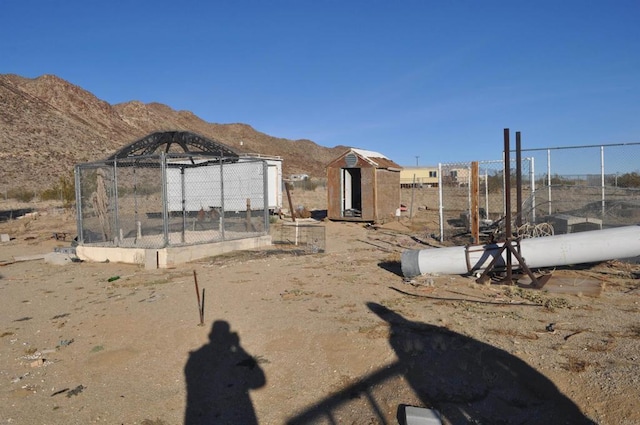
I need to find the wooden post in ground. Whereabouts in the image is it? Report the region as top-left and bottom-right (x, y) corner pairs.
(471, 161), (480, 244)
(285, 181), (296, 222)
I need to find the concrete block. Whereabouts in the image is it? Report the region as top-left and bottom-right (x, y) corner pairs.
(44, 252), (73, 266)
(144, 250), (159, 270)
(0, 234), (9, 242)
(404, 406), (442, 425)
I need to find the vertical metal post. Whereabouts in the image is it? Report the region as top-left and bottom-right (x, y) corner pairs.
(515, 131), (522, 228)
(438, 163), (444, 242)
(601, 145), (605, 219)
(113, 159), (120, 246)
(133, 166), (139, 243)
(530, 157), (536, 223)
(161, 153), (169, 247)
(547, 149), (552, 215)
(503, 129), (512, 281)
(181, 167), (186, 244)
(484, 166), (489, 220)
(263, 159), (269, 233)
(220, 157), (225, 240)
(74, 165), (83, 244)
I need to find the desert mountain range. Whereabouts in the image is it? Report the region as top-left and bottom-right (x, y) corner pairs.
(0, 74), (348, 194)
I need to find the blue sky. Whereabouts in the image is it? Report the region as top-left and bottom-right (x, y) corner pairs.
(2, 1), (639, 169)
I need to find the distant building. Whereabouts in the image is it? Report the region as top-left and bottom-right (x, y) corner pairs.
(289, 173), (309, 181)
(400, 166), (439, 188)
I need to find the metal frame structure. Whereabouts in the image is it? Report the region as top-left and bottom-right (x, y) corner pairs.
(106, 131), (240, 160)
(75, 132), (271, 250)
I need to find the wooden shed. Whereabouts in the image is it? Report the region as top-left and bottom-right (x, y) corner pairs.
(326, 148), (402, 222)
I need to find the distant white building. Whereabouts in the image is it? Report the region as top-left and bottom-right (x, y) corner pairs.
(290, 173), (309, 181)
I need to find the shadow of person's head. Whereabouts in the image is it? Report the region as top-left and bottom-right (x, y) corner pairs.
(208, 320), (237, 344)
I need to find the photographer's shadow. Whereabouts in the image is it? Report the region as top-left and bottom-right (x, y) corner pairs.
(184, 320), (266, 425)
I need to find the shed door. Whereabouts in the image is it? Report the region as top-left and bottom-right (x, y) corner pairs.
(342, 168), (362, 217)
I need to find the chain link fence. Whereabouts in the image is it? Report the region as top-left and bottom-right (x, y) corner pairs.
(272, 222), (326, 254)
(437, 142), (640, 242)
(75, 153), (270, 249)
(521, 143), (640, 234)
(438, 158), (533, 241)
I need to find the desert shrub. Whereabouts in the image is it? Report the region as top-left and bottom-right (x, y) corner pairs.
(7, 187), (36, 202)
(40, 172), (75, 205)
(617, 172), (640, 188)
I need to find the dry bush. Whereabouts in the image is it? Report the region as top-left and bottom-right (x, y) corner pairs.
(562, 355), (589, 373)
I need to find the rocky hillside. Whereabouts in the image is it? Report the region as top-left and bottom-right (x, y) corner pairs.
(0, 74), (347, 194)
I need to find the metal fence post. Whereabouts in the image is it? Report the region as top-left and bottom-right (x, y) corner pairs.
(547, 149), (552, 215)
(601, 145), (605, 219)
(530, 157), (536, 223)
(113, 159), (120, 246)
(263, 159), (269, 232)
(220, 157), (225, 241)
(181, 166), (186, 244)
(161, 153), (169, 247)
(74, 165), (83, 244)
(438, 163), (444, 242)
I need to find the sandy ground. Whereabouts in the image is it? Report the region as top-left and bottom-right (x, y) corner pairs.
(1, 190), (640, 425)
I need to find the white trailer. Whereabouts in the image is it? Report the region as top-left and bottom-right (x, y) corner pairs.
(165, 156), (282, 213)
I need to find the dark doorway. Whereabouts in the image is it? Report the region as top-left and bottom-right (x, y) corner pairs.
(342, 168), (362, 217)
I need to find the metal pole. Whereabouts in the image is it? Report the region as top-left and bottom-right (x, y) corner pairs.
(438, 163), (444, 242)
(515, 131), (522, 228)
(161, 153), (169, 247)
(484, 166), (489, 220)
(263, 160), (269, 233)
(181, 167), (186, 244)
(547, 149), (552, 215)
(503, 129), (512, 282)
(601, 145), (605, 219)
(74, 165), (83, 244)
(113, 159), (119, 246)
(220, 157), (225, 240)
(530, 157), (536, 223)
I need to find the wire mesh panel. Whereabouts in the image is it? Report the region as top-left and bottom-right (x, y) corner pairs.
(164, 156), (268, 246)
(272, 223), (326, 254)
(521, 143), (640, 234)
(438, 162), (471, 241)
(438, 159), (532, 241)
(114, 156), (165, 248)
(76, 163), (116, 245)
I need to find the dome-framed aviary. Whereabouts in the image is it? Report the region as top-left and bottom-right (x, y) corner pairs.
(106, 131), (240, 160)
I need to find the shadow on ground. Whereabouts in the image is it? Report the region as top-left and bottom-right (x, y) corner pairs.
(287, 302), (595, 425)
(184, 320), (266, 425)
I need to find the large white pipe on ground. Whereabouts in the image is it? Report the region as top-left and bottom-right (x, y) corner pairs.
(401, 225), (640, 278)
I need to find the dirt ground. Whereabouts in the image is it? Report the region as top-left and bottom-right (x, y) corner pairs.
(1, 189), (639, 425)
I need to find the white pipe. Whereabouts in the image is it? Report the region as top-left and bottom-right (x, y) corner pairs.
(401, 225), (640, 278)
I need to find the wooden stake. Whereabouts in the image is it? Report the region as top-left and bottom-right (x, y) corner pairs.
(193, 270), (204, 326)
